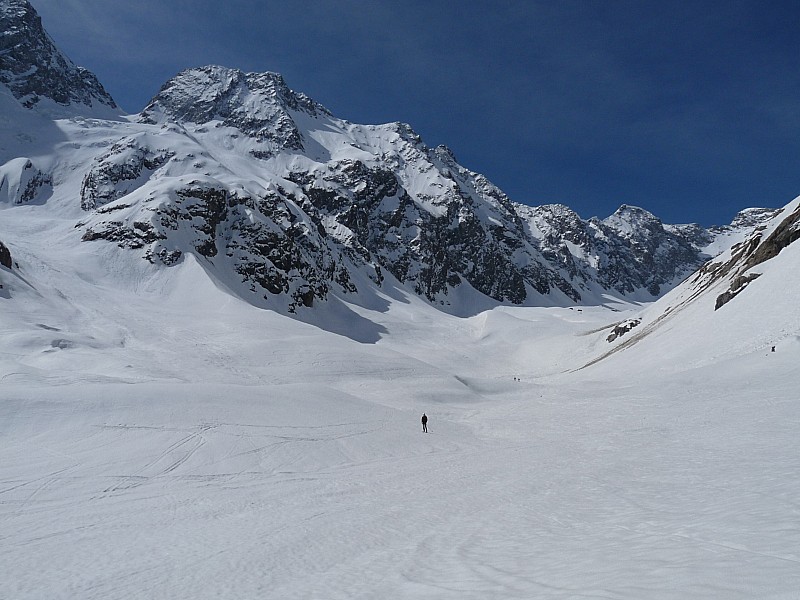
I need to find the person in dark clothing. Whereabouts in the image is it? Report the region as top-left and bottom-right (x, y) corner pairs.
(421, 413), (428, 433)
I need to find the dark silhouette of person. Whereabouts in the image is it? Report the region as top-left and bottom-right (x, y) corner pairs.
(421, 413), (428, 433)
(772, 346), (776, 352)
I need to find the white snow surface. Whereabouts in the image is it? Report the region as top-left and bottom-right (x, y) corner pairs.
(2, 194), (800, 599)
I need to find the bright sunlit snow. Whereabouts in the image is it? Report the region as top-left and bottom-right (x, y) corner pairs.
(2, 197), (799, 599)
(2, 7), (799, 594)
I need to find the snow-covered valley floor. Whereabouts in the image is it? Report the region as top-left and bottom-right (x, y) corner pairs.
(2, 214), (800, 599)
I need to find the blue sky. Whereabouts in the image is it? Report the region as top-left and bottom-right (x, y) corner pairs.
(33, 0), (800, 226)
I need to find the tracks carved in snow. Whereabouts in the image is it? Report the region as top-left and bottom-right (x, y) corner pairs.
(100, 425), (212, 494)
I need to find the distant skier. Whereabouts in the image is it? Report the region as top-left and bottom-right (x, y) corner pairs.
(772, 346), (776, 352)
(421, 413), (428, 433)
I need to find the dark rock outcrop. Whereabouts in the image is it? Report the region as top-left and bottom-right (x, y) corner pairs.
(714, 272), (761, 310)
(0, 0), (117, 114)
(0, 240), (11, 268)
(517, 204), (711, 299)
(607, 318), (641, 342)
(670, 202), (800, 311)
(81, 177), (359, 312)
(80, 137), (173, 210)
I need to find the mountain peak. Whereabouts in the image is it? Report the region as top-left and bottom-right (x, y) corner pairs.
(0, 0), (118, 116)
(139, 66), (329, 133)
(601, 204), (662, 235)
(729, 207), (781, 229)
(0, 7), (778, 315)
(609, 204), (660, 222)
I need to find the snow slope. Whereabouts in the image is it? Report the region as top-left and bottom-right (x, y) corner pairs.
(2, 197), (800, 599)
(2, 2), (799, 596)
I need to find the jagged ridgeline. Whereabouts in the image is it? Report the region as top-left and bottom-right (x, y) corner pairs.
(76, 65), (726, 311)
(0, 0), (775, 314)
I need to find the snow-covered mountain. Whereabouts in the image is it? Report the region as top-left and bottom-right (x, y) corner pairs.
(0, 0), (778, 320)
(517, 202), (716, 299)
(4, 3), (800, 598)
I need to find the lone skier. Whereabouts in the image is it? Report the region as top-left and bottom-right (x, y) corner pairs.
(421, 413), (428, 433)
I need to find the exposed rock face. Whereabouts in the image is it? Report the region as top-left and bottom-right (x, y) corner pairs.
(284, 142), (578, 305)
(740, 204), (800, 272)
(607, 318), (641, 342)
(0, 0), (117, 115)
(714, 272), (761, 310)
(0, 239), (11, 268)
(81, 176), (359, 312)
(80, 137), (174, 210)
(598, 205), (711, 296)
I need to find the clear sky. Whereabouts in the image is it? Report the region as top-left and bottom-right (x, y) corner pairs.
(32, 0), (800, 226)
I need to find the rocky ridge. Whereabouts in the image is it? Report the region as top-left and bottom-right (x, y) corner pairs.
(77, 64), (751, 312)
(0, 0), (118, 116)
(516, 203), (713, 299)
(702, 202), (800, 309)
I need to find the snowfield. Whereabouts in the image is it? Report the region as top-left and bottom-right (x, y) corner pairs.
(3, 3), (799, 594)
(2, 201), (799, 599)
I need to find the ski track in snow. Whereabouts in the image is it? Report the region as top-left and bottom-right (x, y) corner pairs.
(2, 18), (800, 595)
(1, 208), (800, 598)
(3, 360), (800, 599)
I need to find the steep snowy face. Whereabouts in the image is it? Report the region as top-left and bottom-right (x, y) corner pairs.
(139, 66), (328, 155)
(0, 156), (52, 205)
(77, 120), (580, 311)
(0, 0), (118, 116)
(586, 196), (800, 366)
(697, 199), (800, 310)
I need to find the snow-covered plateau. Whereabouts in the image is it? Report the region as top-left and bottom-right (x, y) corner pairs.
(2, 1), (800, 598)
